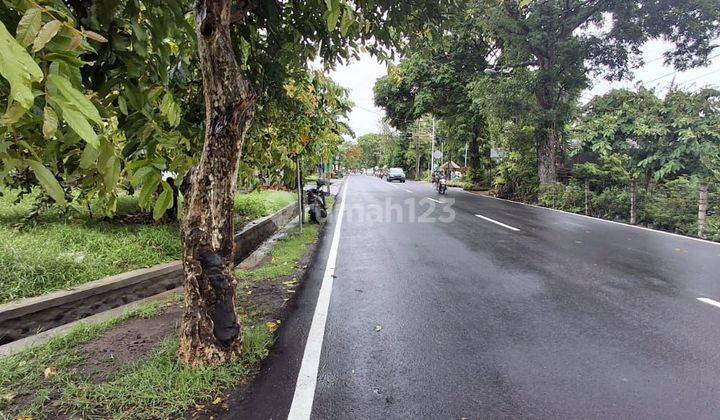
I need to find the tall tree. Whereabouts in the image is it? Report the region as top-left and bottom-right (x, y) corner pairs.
(574, 88), (666, 223)
(480, 0), (720, 185)
(374, 2), (495, 184)
(652, 88), (720, 238)
(180, 0), (446, 365)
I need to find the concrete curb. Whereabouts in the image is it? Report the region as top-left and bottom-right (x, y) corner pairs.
(0, 201), (299, 346)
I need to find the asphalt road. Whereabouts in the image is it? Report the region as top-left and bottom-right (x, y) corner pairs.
(227, 174), (720, 419)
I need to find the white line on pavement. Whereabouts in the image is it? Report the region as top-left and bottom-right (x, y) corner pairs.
(475, 214), (521, 232)
(468, 192), (720, 247)
(404, 189), (413, 193)
(426, 197), (444, 204)
(288, 179), (349, 420)
(697, 297), (720, 309)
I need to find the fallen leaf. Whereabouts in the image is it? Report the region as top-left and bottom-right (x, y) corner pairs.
(1, 392), (15, 402)
(212, 397), (223, 405)
(44, 367), (58, 379)
(374, 325), (382, 332)
(266, 321), (279, 332)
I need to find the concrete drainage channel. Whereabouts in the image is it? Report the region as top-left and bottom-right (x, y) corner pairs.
(0, 202), (299, 353)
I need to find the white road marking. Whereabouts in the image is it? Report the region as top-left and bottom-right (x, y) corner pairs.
(475, 214), (521, 232)
(403, 189), (413, 193)
(468, 192), (720, 247)
(697, 297), (720, 309)
(288, 180), (349, 420)
(426, 197), (444, 204)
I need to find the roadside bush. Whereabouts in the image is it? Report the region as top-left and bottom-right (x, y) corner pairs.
(642, 178), (698, 235)
(493, 152), (538, 202)
(538, 182), (585, 213)
(591, 186), (631, 221)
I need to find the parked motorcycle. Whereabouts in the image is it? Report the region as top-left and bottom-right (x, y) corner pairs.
(437, 176), (447, 195)
(307, 180), (328, 223)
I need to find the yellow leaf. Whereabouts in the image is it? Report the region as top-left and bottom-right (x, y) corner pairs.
(212, 397), (223, 405)
(83, 30), (108, 43)
(43, 367), (58, 379)
(266, 321), (279, 332)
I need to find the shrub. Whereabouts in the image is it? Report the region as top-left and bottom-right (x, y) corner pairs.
(592, 186), (631, 221)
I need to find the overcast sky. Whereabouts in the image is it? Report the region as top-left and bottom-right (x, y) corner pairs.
(326, 40), (720, 139)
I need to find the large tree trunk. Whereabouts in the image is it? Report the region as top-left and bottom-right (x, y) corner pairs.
(629, 180), (637, 225)
(177, 0), (256, 366)
(535, 53), (560, 186)
(698, 182), (709, 239)
(537, 118), (559, 185)
(467, 119), (491, 187)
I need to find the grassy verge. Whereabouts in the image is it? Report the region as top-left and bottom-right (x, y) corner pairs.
(0, 194), (333, 418)
(0, 300), (272, 419)
(0, 189), (295, 304)
(233, 189), (295, 225)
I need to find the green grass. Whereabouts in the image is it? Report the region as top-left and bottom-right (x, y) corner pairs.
(237, 195), (334, 283)
(0, 191), (332, 419)
(233, 190), (295, 223)
(0, 188), (296, 304)
(0, 191), (181, 304)
(0, 300), (272, 419)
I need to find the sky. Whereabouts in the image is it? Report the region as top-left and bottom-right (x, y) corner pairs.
(325, 40), (720, 139)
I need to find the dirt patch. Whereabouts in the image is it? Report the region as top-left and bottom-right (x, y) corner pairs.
(79, 304), (182, 383)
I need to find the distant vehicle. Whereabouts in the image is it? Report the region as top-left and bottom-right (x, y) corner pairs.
(387, 167), (406, 183)
(437, 175), (447, 194)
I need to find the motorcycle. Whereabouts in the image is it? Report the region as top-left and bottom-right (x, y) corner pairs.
(437, 176), (447, 195)
(307, 179), (328, 223)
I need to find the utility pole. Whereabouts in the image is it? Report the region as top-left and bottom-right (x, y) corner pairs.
(296, 154), (303, 232)
(415, 124), (420, 180)
(430, 116), (436, 173)
(464, 141), (468, 167)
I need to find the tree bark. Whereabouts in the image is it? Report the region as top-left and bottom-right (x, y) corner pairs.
(467, 119), (491, 188)
(535, 53), (560, 186)
(629, 180), (637, 225)
(698, 182), (709, 239)
(177, 0), (256, 366)
(537, 118), (559, 185)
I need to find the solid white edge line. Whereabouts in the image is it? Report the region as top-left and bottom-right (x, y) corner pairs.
(697, 297), (720, 309)
(465, 191), (720, 247)
(426, 197), (443, 204)
(287, 179), (349, 420)
(475, 214), (521, 232)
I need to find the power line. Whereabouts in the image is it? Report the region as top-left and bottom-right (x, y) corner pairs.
(644, 52), (720, 85)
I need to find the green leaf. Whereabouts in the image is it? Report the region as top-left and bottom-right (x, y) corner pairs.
(153, 181), (173, 220)
(79, 143), (99, 169)
(340, 7), (354, 37)
(48, 74), (102, 124)
(327, 0), (341, 32)
(139, 173), (160, 209)
(32, 20), (63, 52)
(61, 106), (99, 147)
(160, 93), (180, 127)
(42, 106), (58, 138)
(118, 95), (128, 115)
(131, 166), (154, 187)
(0, 101), (28, 125)
(16, 8), (42, 47)
(25, 159), (66, 206)
(102, 155), (121, 190)
(0, 21), (43, 108)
